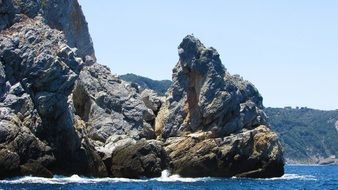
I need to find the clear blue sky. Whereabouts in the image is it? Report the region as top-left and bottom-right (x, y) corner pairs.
(79, 0), (338, 110)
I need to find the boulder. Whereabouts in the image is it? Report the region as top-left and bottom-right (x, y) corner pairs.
(165, 126), (284, 178)
(110, 140), (169, 178)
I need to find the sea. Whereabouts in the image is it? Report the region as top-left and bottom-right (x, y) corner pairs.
(0, 165), (337, 190)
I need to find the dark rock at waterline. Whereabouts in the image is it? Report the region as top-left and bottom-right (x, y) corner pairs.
(20, 161), (53, 178)
(165, 126), (284, 178)
(110, 140), (169, 178)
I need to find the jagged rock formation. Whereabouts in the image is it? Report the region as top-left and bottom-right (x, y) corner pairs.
(0, 0), (284, 179)
(73, 64), (156, 142)
(72, 63), (159, 169)
(0, 0), (101, 178)
(156, 36), (267, 139)
(119, 73), (338, 166)
(0, 0), (95, 61)
(156, 35), (284, 177)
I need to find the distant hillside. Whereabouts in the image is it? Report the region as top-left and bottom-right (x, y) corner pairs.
(120, 74), (172, 96)
(265, 107), (338, 164)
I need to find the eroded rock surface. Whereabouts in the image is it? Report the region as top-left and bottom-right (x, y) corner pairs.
(0, 0), (95, 60)
(73, 64), (156, 143)
(156, 35), (284, 178)
(0, 0), (284, 179)
(156, 35), (267, 139)
(165, 126), (283, 177)
(0, 1), (103, 177)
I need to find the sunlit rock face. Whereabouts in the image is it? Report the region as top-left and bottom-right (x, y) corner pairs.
(156, 35), (267, 139)
(156, 35), (284, 178)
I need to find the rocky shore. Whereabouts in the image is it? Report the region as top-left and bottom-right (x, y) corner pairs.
(0, 0), (284, 179)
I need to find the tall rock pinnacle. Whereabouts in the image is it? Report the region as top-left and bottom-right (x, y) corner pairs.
(156, 35), (284, 178)
(156, 35), (267, 138)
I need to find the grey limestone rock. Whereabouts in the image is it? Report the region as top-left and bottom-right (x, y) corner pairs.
(0, 0), (95, 61)
(40, 0), (95, 61)
(0, 107), (55, 178)
(156, 35), (283, 178)
(141, 89), (164, 114)
(156, 35), (267, 139)
(0, 13), (103, 177)
(73, 64), (156, 144)
(165, 126), (284, 178)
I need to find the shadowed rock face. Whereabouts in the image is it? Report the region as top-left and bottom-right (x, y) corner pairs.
(0, 1), (104, 177)
(0, 0), (284, 179)
(110, 140), (169, 178)
(156, 35), (284, 178)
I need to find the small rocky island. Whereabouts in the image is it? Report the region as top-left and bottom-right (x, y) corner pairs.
(0, 0), (284, 179)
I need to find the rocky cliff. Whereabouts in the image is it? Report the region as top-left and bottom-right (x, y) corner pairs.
(0, 0), (102, 177)
(0, 0), (284, 179)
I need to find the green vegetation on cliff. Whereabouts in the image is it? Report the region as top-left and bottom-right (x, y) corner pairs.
(120, 74), (172, 96)
(265, 107), (338, 163)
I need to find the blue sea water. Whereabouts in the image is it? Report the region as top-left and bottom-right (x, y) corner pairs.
(0, 165), (337, 190)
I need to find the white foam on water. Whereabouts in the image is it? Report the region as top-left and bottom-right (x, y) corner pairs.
(266, 174), (317, 181)
(286, 163), (322, 167)
(153, 170), (209, 182)
(0, 171), (317, 185)
(0, 175), (147, 185)
(0, 170), (212, 185)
